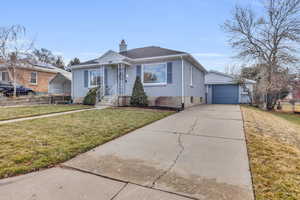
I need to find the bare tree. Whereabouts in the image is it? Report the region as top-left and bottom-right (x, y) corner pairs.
(0, 25), (34, 97)
(224, 64), (242, 76)
(223, 0), (300, 110)
(33, 48), (56, 64)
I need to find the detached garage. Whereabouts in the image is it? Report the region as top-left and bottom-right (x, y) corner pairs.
(205, 71), (255, 104)
(48, 72), (72, 95)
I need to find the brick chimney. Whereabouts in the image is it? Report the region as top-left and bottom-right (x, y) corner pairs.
(119, 39), (127, 52)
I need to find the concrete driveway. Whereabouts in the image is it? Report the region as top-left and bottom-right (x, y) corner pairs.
(0, 105), (254, 200)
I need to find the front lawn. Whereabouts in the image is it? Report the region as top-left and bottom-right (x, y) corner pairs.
(0, 108), (174, 178)
(0, 104), (92, 121)
(241, 106), (300, 200)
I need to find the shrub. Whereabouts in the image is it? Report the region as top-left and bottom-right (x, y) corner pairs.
(130, 77), (148, 107)
(83, 87), (98, 105)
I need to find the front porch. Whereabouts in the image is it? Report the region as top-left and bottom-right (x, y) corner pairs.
(94, 63), (129, 106)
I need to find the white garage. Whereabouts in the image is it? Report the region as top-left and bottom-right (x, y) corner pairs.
(49, 72), (72, 95)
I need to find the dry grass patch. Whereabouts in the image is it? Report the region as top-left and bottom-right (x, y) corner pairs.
(0, 104), (92, 121)
(0, 108), (174, 178)
(242, 106), (300, 200)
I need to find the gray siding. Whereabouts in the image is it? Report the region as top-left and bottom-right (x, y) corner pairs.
(125, 60), (182, 97)
(72, 59), (206, 102)
(72, 66), (101, 99)
(183, 60), (205, 98)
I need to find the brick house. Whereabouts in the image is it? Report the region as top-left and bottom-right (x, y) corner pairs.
(0, 62), (69, 94)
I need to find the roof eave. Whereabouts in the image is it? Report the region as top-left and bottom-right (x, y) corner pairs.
(71, 60), (132, 70)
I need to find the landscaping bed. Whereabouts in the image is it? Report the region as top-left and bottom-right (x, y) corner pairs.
(0, 107), (174, 178)
(0, 104), (92, 121)
(241, 106), (300, 200)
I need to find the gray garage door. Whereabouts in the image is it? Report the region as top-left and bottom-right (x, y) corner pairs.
(212, 84), (239, 104)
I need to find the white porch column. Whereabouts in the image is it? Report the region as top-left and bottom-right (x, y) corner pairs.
(102, 65), (105, 94)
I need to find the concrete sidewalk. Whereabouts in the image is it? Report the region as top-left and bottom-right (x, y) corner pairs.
(0, 105), (254, 200)
(0, 106), (107, 125)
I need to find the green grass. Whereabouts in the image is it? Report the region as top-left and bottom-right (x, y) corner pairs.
(0, 108), (174, 178)
(272, 112), (300, 126)
(0, 105), (92, 121)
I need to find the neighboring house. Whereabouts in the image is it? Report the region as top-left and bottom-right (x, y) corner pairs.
(0, 62), (71, 94)
(284, 78), (300, 101)
(205, 70), (255, 104)
(72, 40), (207, 108)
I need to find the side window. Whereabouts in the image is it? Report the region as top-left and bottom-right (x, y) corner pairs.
(190, 66), (193, 86)
(30, 72), (37, 84)
(0, 71), (9, 81)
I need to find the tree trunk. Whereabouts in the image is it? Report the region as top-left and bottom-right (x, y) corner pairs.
(13, 67), (17, 98)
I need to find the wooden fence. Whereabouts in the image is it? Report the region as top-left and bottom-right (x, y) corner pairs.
(277, 100), (300, 113)
(0, 95), (71, 107)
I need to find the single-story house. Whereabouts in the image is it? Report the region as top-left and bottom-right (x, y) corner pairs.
(0, 62), (71, 95)
(71, 40), (207, 109)
(205, 70), (255, 104)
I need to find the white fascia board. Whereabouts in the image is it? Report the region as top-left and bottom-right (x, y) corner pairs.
(185, 54), (208, 73)
(131, 54), (188, 62)
(205, 82), (237, 85)
(71, 61), (131, 70)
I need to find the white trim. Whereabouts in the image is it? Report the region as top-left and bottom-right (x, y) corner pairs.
(190, 65), (193, 87)
(0, 71), (9, 82)
(71, 61), (131, 70)
(141, 62), (167, 86)
(181, 56), (184, 106)
(133, 54), (188, 62)
(88, 69), (102, 88)
(30, 71), (38, 85)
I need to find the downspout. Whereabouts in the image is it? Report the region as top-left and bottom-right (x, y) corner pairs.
(181, 56), (185, 110)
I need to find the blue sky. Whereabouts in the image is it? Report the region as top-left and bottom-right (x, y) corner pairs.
(1, 0), (262, 71)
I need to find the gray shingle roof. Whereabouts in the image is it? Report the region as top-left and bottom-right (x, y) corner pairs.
(119, 46), (186, 59)
(79, 58), (99, 65)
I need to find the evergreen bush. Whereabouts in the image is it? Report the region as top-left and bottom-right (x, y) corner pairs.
(83, 87), (98, 105)
(130, 77), (148, 107)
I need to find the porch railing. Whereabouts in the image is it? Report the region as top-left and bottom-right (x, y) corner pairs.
(96, 85), (104, 104)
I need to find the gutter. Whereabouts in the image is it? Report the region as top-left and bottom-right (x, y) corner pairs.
(131, 53), (188, 62)
(71, 61), (131, 70)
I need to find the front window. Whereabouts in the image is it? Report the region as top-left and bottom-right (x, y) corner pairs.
(143, 63), (167, 85)
(30, 72), (37, 84)
(89, 70), (102, 87)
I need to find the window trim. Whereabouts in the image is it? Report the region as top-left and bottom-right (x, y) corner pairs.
(88, 69), (101, 88)
(142, 62), (167, 86)
(0, 71), (9, 82)
(30, 72), (38, 85)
